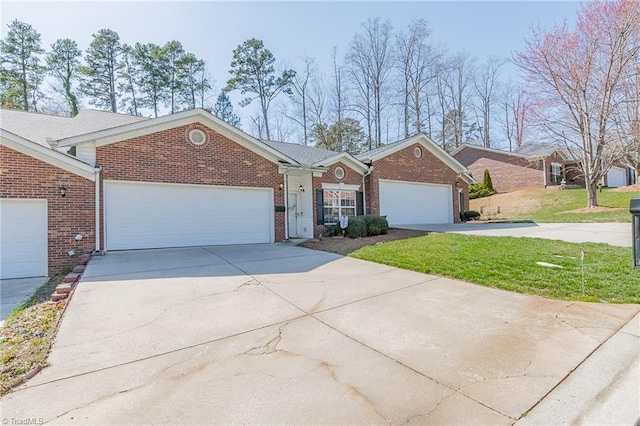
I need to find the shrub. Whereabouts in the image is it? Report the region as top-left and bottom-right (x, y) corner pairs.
(364, 215), (389, 236)
(323, 224), (342, 237)
(483, 169), (495, 193)
(463, 210), (481, 221)
(469, 183), (494, 199)
(346, 216), (367, 238)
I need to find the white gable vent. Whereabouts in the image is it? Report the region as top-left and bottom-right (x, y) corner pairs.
(188, 129), (207, 146)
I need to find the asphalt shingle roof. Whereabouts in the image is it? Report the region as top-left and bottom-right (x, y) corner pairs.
(0, 109), (147, 147)
(261, 140), (338, 165)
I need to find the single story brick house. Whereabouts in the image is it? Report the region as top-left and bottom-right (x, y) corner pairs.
(1, 108), (473, 279)
(452, 143), (571, 192)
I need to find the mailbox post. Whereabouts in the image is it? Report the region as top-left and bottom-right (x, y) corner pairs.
(631, 197), (640, 268)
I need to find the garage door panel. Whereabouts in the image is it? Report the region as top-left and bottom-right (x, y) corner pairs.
(607, 167), (626, 188)
(105, 181), (273, 250)
(0, 199), (48, 278)
(379, 180), (452, 225)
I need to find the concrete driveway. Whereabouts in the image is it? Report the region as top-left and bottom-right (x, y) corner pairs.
(2, 244), (638, 424)
(401, 222), (632, 247)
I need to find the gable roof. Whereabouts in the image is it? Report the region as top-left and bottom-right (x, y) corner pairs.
(516, 143), (568, 160)
(451, 143), (530, 159)
(358, 134), (474, 184)
(262, 140), (369, 173)
(0, 108), (146, 148)
(52, 108), (296, 165)
(1, 129), (96, 180)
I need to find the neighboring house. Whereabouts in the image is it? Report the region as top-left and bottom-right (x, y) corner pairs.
(603, 164), (635, 188)
(452, 143), (570, 192)
(1, 108), (473, 279)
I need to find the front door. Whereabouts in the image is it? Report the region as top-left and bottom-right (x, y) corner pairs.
(288, 193), (298, 237)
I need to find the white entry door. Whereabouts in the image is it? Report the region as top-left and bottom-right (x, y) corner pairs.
(379, 179), (453, 225)
(0, 199), (48, 278)
(288, 193), (298, 237)
(104, 181), (273, 250)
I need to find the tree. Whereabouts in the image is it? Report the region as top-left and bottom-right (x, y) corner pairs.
(288, 56), (317, 145)
(225, 38), (295, 140)
(346, 18), (394, 149)
(118, 44), (140, 116)
(47, 38), (81, 116)
(515, 0), (640, 207)
(444, 52), (476, 149)
(396, 19), (440, 137)
(312, 118), (366, 154)
(80, 29), (121, 112)
(0, 19), (45, 111)
(131, 42), (168, 117)
(500, 81), (530, 151)
(212, 91), (241, 128)
(163, 40), (185, 113)
(178, 53), (211, 110)
(472, 56), (504, 148)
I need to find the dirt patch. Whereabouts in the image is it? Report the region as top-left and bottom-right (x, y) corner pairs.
(611, 184), (640, 193)
(469, 189), (543, 217)
(560, 206), (626, 214)
(299, 228), (428, 254)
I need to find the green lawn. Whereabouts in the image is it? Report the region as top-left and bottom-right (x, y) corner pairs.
(350, 233), (640, 303)
(514, 188), (639, 223)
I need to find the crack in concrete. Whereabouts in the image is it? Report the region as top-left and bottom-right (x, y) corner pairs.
(234, 278), (261, 291)
(401, 389), (456, 424)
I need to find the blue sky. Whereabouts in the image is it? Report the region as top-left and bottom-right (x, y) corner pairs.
(2, 1), (581, 143)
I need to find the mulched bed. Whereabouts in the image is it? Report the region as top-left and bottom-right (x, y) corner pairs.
(299, 228), (428, 255)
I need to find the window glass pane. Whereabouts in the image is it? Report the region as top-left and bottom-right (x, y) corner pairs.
(340, 191), (356, 207)
(323, 190), (339, 208)
(324, 207), (339, 224)
(342, 207), (356, 217)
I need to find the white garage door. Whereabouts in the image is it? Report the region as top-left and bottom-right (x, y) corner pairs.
(607, 167), (626, 188)
(0, 199), (48, 279)
(379, 180), (453, 226)
(105, 181), (273, 250)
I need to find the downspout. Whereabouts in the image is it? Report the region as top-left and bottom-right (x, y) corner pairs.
(94, 167), (102, 253)
(542, 158), (547, 187)
(283, 171), (289, 240)
(362, 166), (373, 215)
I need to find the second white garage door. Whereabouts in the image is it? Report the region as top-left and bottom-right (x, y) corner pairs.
(606, 167), (626, 188)
(104, 181), (273, 250)
(379, 179), (453, 226)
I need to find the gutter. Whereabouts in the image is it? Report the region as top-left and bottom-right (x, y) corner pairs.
(362, 166), (373, 215)
(94, 166), (102, 253)
(283, 171), (289, 241)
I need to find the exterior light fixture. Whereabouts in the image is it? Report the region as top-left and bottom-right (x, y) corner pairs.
(299, 184), (305, 192)
(60, 186), (67, 197)
(278, 183), (284, 191)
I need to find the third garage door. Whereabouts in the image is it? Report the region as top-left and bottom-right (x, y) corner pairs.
(104, 181), (273, 250)
(379, 179), (453, 226)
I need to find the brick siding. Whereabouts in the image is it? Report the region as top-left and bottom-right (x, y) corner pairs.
(365, 144), (468, 222)
(95, 124), (286, 246)
(0, 146), (95, 275)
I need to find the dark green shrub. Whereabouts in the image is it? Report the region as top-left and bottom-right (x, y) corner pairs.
(469, 180), (496, 199)
(346, 216), (367, 238)
(463, 210), (481, 221)
(363, 215), (389, 236)
(482, 169), (495, 193)
(323, 224), (342, 237)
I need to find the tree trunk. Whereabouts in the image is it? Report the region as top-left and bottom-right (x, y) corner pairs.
(586, 183), (599, 208)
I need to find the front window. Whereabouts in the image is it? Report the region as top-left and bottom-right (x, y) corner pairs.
(323, 190), (356, 224)
(551, 163), (562, 184)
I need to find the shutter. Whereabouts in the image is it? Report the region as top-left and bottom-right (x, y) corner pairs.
(356, 191), (364, 216)
(316, 188), (324, 225)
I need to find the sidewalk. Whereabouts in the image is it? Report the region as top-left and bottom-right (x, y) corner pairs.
(517, 311), (640, 425)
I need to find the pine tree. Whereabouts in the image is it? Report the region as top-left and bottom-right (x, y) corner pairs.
(212, 91), (241, 128)
(80, 29), (121, 112)
(47, 38), (81, 116)
(483, 169), (495, 193)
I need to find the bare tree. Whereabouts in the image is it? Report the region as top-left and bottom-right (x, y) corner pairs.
(287, 55), (316, 145)
(472, 56), (504, 148)
(346, 18), (394, 149)
(444, 52), (476, 148)
(395, 19), (440, 138)
(500, 80), (531, 151)
(515, 0), (640, 207)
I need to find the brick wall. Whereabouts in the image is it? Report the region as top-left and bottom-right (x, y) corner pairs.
(0, 146), (95, 275)
(365, 144), (468, 222)
(95, 124), (286, 245)
(454, 147), (544, 192)
(312, 162), (364, 237)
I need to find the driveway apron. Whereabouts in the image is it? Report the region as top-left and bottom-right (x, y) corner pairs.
(1, 244), (637, 425)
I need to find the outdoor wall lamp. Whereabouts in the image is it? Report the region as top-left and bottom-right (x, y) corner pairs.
(299, 184), (305, 192)
(278, 183), (284, 191)
(60, 186), (67, 197)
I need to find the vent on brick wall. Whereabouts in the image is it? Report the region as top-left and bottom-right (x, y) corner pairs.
(188, 129), (207, 145)
(334, 166), (345, 180)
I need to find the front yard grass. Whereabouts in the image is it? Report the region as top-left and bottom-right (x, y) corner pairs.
(350, 233), (639, 303)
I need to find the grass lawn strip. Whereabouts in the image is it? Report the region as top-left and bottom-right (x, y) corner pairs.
(0, 275), (66, 395)
(350, 233), (639, 304)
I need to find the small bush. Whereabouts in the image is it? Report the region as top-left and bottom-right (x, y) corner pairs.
(463, 210), (481, 221)
(364, 215), (389, 236)
(346, 216), (367, 238)
(482, 169), (495, 193)
(469, 183), (495, 199)
(323, 224), (342, 237)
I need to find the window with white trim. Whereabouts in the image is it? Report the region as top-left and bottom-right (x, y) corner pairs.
(551, 163), (562, 184)
(323, 190), (356, 224)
